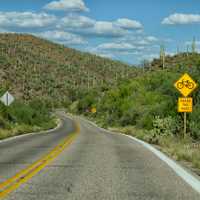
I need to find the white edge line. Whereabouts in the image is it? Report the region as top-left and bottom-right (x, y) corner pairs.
(80, 116), (200, 195)
(0, 118), (63, 144)
(126, 135), (200, 194)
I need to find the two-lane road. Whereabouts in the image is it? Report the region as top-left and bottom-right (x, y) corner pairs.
(0, 113), (200, 199)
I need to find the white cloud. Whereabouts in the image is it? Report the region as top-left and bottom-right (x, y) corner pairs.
(44, 0), (89, 12)
(91, 21), (127, 37)
(162, 13), (200, 25)
(0, 28), (10, 33)
(141, 53), (158, 61)
(96, 53), (114, 59)
(95, 35), (159, 57)
(136, 40), (150, 45)
(59, 19), (126, 37)
(118, 35), (159, 46)
(83, 18), (143, 37)
(37, 30), (86, 45)
(185, 40), (200, 46)
(0, 12), (57, 28)
(57, 16), (142, 38)
(166, 52), (176, 56)
(115, 18), (143, 29)
(59, 15), (95, 29)
(146, 36), (158, 42)
(97, 42), (136, 51)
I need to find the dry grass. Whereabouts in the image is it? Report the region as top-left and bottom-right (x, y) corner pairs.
(0, 118), (58, 140)
(109, 126), (200, 171)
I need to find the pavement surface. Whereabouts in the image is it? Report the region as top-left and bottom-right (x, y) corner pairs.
(1, 113), (200, 200)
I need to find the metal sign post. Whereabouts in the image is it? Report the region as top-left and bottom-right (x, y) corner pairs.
(184, 112), (187, 138)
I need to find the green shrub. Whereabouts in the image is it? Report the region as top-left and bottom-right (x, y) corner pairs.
(77, 91), (98, 113)
(119, 109), (139, 126)
(0, 115), (10, 129)
(8, 102), (35, 125)
(189, 121), (200, 139)
(136, 114), (153, 130)
(189, 106), (200, 139)
(7, 100), (52, 127)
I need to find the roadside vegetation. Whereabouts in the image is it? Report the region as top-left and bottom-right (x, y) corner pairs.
(70, 53), (200, 172)
(0, 98), (57, 140)
(110, 126), (200, 172)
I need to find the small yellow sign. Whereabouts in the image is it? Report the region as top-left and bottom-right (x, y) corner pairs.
(178, 97), (193, 113)
(174, 73), (197, 97)
(91, 107), (97, 113)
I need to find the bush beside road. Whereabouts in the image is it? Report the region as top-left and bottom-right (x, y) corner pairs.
(0, 99), (57, 140)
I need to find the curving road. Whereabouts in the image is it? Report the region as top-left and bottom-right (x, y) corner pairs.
(0, 113), (200, 200)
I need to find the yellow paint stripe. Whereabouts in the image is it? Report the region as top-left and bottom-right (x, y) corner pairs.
(0, 136), (67, 190)
(0, 121), (80, 199)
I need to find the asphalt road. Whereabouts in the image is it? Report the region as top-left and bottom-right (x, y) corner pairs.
(1, 113), (200, 200)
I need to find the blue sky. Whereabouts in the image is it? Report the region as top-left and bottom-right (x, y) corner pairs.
(0, 0), (200, 64)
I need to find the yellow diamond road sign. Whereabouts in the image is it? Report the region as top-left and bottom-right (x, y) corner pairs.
(174, 73), (198, 97)
(91, 107), (97, 114)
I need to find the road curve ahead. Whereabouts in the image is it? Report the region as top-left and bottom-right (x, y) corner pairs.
(1, 114), (200, 200)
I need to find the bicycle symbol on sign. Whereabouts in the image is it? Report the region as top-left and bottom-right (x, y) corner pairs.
(177, 79), (194, 90)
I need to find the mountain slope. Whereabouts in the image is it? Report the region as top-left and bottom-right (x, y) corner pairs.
(0, 33), (136, 106)
(150, 53), (200, 70)
(75, 53), (200, 138)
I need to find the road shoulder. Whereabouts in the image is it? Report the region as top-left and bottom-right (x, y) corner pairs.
(74, 114), (200, 195)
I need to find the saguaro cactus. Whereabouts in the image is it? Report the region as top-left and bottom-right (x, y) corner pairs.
(177, 45), (180, 54)
(186, 45), (189, 57)
(192, 37), (196, 53)
(160, 44), (165, 69)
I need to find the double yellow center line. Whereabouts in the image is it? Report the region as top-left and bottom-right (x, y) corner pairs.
(0, 122), (80, 199)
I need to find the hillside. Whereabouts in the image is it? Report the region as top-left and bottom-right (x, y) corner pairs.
(150, 52), (200, 70)
(0, 33), (137, 106)
(75, 53), (200, 132)
(75, 64), (200, 138)
(0, 33), (137, 139)
(72, 53), (200, 170)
